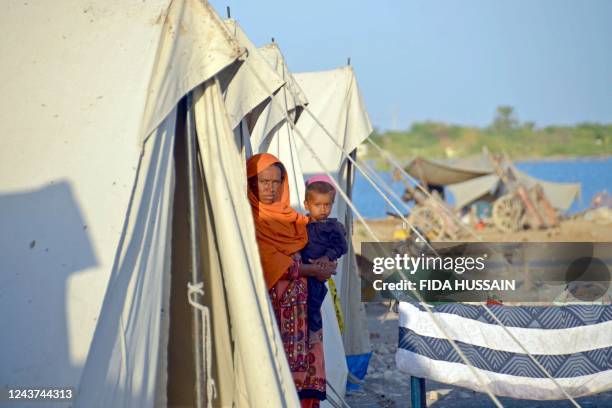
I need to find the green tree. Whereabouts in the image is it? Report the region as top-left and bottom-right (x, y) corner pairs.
(492, 105), (519, 131)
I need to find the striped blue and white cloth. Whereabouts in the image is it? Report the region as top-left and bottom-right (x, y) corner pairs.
(396, 302), (612, 400)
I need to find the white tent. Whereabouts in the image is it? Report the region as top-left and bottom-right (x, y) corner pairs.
(0, 1), (299, 407)
(293, 67), (374, 385)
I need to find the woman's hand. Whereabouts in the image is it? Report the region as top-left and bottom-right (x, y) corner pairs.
(308, 256), (337, 281)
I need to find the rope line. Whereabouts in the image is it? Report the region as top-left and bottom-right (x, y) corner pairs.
(302, 106), (438, 256)
(188, 282), (217, 408)
(326, 379), (352, 408)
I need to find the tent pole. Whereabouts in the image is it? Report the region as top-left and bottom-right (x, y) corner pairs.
(411, 376), (427, 407)
(185, 90), (205, 408)
(346, 149), (356, 201)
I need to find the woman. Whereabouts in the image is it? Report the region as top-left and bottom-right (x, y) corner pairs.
(247, 153), (336, 408)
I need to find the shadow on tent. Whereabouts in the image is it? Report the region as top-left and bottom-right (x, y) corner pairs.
(0, 181), (97, 388)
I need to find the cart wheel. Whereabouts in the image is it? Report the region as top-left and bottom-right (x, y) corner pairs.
(493, 193), (523, 232)
(408, 206), (445, 241)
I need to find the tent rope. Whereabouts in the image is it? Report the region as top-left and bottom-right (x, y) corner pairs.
(365, 136), (581, 406)
(302, 106), (439, 255)
(326, 379), (352, 408)
(187, 282), (217, 408)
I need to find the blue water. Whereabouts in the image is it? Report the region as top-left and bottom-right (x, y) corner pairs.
(352, 157), (612, 219)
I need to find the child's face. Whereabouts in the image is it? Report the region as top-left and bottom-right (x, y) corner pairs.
(304, 191), (335, 221)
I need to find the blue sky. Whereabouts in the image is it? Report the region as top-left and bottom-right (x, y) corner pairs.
(210, 0), (611, 130)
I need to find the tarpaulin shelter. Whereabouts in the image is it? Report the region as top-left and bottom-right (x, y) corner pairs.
(404, 155), (495, 186)
(404, 154), (581, 213)
(447, 166), (581, 212)
(0, 1), (303, 406)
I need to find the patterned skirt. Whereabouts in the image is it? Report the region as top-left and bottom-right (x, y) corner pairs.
(269, 276), (326, 401)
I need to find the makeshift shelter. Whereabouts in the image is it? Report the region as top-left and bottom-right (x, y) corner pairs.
(0, 1), (302, 407)
(447, 167), (581, 212)
(404, 155), (495, 186)
(404, 154), (580, 213)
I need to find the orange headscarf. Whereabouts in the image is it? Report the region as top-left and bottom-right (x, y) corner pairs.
(247, 153), (308, 289)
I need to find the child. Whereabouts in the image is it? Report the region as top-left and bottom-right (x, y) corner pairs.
(302, 175), (348, 345)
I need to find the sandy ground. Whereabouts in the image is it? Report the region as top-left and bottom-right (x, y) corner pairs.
(345, 211), (612, 407)
(352, 211), (612, 249)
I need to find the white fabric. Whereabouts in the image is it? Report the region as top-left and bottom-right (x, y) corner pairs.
(513, 167), (581, 212)
(447, 171), (581, 212)
(263, 120), (309, 210)
(194, 79), (299, 407)
(294, 67), (373, 176)
(396, 302), (612, 400)
(259, 44), (308, 113)
(136, 0), (241, 144)
(0, 0), (239, 397)
(399, 302), (612, 355)
(396, 349), (612, 400)
(447, 174), (502, 210)
(219, 20), (285, 131)
(294, 68), (373, 361)
(250, 43), (309, 153)
(0, 1), (299, 407)
(249, 43), (309, 209)
(76, 112), (177, 407)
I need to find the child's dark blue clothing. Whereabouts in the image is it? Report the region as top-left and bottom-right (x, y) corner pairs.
(301, 218), (348, 333)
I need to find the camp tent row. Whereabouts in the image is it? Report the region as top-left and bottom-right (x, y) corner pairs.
(0, 1), (372, 407)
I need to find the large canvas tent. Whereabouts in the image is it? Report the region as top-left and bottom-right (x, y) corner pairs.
(0, 1), (302, 407)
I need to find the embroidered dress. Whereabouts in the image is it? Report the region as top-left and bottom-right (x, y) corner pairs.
(269, 272), (326, 401)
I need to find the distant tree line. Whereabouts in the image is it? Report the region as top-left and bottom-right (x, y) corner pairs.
(367, 106), (611, 163)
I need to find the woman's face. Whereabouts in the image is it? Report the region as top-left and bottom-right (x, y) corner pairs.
(250, 165), (282, 204)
